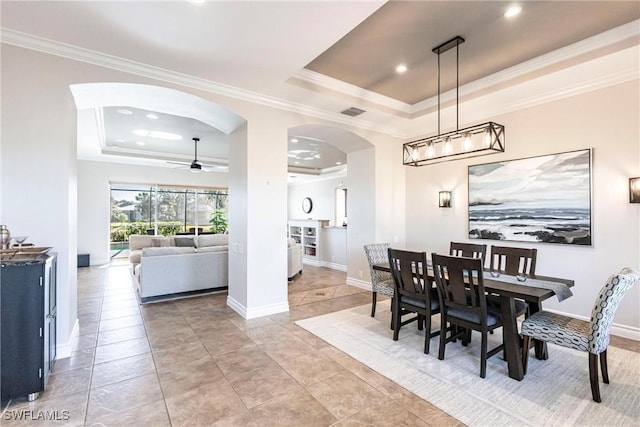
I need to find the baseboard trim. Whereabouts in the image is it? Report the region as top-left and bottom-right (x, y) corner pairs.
(320, 261), (347, 272)
(546, 308), (639, 341)
(56, 319), (79, 359)
(346, 277), (372, 291)
(227, 296), (289, 319)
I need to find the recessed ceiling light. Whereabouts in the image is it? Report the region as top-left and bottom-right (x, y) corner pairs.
(290, 138), (298, 143)
(314, 154), (321, 159)
(294, 161), (300, 165)
(146, 113), (159, 120)
(133, 129), (182, 140)
(504, 5), (521, 18)
(336, 162), (342, 165)
(115, 138), (125, 143)
(117, 109), (132, 115)
(150, 131), (182, 140)
(136, 141), (145, 146)
(396, 64), (407, 74)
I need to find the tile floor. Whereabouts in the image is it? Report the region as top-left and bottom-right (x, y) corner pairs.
(2, 262), (638, 426)
(2, 263), (463, 426)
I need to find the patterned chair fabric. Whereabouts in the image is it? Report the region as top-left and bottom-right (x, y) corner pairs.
(363, 243), (394, 297)
(522, 268), (640, 354)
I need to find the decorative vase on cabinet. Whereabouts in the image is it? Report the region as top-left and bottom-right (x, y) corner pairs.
(1, 253), (57, 402)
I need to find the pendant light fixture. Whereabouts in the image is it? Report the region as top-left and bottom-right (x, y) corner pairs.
(403, 36), (505, 166)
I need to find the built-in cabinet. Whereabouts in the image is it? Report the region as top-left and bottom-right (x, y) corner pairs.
(1, 254), (57, 402)
(288, 220), (329, 266)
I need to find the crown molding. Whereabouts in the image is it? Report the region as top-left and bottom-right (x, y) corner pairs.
(0, 28), (407, 138)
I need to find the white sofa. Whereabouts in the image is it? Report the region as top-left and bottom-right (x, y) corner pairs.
(288, 237), (303, 280)
(130, 234), (229, 303)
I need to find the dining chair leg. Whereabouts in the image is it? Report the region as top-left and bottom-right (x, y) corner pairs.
(371, 292), (377, 317)
(522, 335), (531, 375)
(589, 353), (602, 403)
(392, 299), (401, 341)
(438, 316), (447, 360)
(423, 314), (431, 354)
(600, 350), (609, 384)
(480, 331), (488, 378)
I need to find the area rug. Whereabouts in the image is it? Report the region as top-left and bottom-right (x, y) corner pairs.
(296, 301), (640, 426)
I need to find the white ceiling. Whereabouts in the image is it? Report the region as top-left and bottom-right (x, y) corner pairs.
(1, 1), (638, 175)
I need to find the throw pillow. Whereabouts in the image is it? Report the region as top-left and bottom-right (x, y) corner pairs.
(174, 236), (195, 247)
(151, 238), (168, 247)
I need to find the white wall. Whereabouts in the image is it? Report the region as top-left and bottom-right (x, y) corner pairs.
(288, 176), (345, 224)
(405, 80), (640, 337)
(1, 45), (79, 357)
(77, 160), (228, 265)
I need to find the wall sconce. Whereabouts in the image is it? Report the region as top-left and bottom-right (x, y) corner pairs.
(439, 191), (452, 208)
(630, 177), (640, 203)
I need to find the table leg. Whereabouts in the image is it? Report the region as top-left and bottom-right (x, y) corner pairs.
(528, 302), (548, 360)
(501, 296), (524, 381)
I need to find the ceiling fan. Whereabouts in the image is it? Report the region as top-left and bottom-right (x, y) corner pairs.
(167, 137), (220, 173)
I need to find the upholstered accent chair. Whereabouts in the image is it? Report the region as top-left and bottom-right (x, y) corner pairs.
(521, 267), (640, 402)
(388, 249), (440, 354)
(363, 243), (394, 317)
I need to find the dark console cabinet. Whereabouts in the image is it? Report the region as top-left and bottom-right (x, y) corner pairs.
(1, 254), (57, 402)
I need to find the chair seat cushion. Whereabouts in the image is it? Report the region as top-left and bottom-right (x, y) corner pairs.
(447, 306), (502, 327)
(401, 289), (439, 311)
(521, 310), (590, 352)
(373, 279), (395, 296)
(486, 295), (528, 317)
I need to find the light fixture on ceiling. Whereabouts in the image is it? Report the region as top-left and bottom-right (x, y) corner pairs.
(505, 5), (522, 18)
(403, 36), (505, 166)
(146, 113), (159, 120)
(396, 64), (407, 74)
(116, 109), (132, 115)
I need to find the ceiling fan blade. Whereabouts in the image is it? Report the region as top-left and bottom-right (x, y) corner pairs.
(167, 161), (191, 166)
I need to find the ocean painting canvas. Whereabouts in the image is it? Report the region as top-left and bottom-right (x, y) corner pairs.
(468, 149), (591, 245)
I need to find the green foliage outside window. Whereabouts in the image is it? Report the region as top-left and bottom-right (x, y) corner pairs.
(209, 209), (228, 234)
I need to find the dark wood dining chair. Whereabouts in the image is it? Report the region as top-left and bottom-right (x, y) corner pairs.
(363, 243), (394, 317)
(488, 245), (536, 319)
(449, 242), (487, 266)
(489, 245), (537, 276)
(388, 248), (440, 354)
(522, 268), (639, 402)
(431, 253), (504, 378)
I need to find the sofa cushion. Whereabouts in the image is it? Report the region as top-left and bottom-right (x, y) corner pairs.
(197, 245), (228, 253)
(129, 250), (142, 265)
(174, 236), (196, 247)
(142, 247), (194, 257)
(151, 237), (169, 247)
(129, 235), (158, 251)
(197, 234), (229, 248)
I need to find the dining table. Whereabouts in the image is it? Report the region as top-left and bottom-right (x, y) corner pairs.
(372, 261), (574, 381)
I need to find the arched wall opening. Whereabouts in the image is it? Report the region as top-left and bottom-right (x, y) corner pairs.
(286, 124), (376, 284)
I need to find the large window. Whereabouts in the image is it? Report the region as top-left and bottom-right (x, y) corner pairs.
(110, 184), (228, 243)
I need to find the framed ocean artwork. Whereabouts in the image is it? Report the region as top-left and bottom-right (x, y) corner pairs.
(468, 149), (592, 245)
